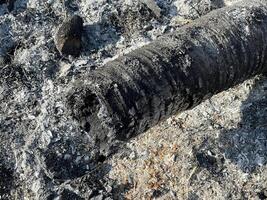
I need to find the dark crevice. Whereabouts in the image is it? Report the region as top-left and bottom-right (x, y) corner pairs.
(0, 163), (14, 198)
(97, 155), (106, 163)
(0, 0), (15, 12)
(3, 42), (21, 65)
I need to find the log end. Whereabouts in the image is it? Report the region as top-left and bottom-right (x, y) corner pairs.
(68, 87), (113, 155)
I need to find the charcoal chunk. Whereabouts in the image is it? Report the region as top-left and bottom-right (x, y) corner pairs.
(196, 151), (225, 174)
(258, 190), (267, 200)
(54, 15), (84, 57)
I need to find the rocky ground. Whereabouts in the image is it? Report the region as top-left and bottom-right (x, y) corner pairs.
(0, 0), (266, 199)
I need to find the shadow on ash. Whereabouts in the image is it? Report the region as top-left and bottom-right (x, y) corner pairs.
(219, 77), (267, 173)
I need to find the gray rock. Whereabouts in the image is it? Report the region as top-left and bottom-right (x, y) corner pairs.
(54, 15), (84, 57)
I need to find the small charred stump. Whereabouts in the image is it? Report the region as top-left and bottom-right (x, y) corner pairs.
(54, 15), (83, 57)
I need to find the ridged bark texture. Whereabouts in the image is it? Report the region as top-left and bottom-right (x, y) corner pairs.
(69, 0), (267, 154)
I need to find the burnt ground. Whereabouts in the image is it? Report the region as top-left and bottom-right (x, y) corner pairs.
(0, 0), (266, 199)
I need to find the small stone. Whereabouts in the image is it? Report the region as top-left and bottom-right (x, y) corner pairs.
(54, 15), (84, 57)
(105, 185), (112, 193)
(129, 151), (136, 159)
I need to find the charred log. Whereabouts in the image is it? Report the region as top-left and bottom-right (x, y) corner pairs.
(68, 0), (267, 155)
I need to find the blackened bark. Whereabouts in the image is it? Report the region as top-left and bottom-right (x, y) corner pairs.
(68, 0), (267, 155)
